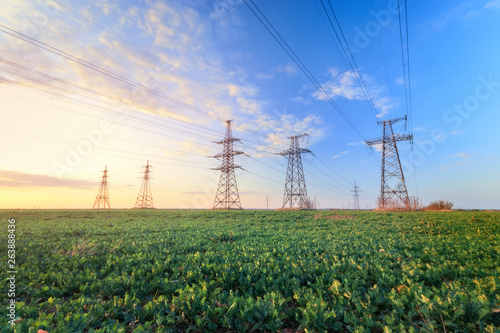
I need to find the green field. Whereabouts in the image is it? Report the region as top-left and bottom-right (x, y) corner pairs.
(1, 210), (499, 332)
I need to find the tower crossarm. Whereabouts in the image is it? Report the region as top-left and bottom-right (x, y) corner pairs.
(214, 138), (241, 144)
(377, 116), (406, 126)
(278, 148), (311, 156)
(288, 133), (309, 140)
(365, 138), (383, 146)
(211, 151), (245, 158)
(212, 165), (242, 171)
(365, 134), (412, 146)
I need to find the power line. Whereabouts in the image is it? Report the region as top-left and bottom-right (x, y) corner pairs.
(0, 57), (221, 139)
(1, 111), (209, 158)
(0, 22), (300, 156)
(309, 153), (353, 186)
(0, 78), (219, 150)
(242, 0), (369, 142)
(50, 1), (234, 101)
(397, 0), (418, 201)
(3, 129), (214, 167)
(397, 0), (413, 136)
(0, 23), (224, 122)
(404, 0), (413, 136)
(320, 0), (381, 123)
(2, 67), (360, 194)
(369, 0), (396, 102)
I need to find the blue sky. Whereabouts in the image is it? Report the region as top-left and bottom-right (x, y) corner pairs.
(0, 0), (499, 209)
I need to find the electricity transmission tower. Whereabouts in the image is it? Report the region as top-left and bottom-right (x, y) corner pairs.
(366, 116), (413, 210)
(134, 160), (154, 209)
(212, 120), (244, 209)
(351, 181), (361, 210)
(280, 133), (312, 208)
(92, 165), (110, 209)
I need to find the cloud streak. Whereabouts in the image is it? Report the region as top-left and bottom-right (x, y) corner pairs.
(332, 151), (349, 159)
(0, 170), (95, 189)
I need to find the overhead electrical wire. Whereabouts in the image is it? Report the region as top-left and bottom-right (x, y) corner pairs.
(0, 4), (379, 206)
(0, 57), (221, 138)
(238, 1), (383, 202)
(369, 0), (396, 102)
(404, 0), (413, 137)
(4, 130), (211, 171)
(0, 24), (224, 122)
(1, 57), (352, 201)
(0, 78), (218, 150)
(11, 2), (272, 143)
(396, 0), (418, 199)
(0, 5), (229, 140)
(319, 0), (381, 124)
(242, 0), (369, 142)
(48, 1), (235, 101)
(1, 111), (209, 159)
(0, 12), (289, 152)
(397, 0), (413, 136)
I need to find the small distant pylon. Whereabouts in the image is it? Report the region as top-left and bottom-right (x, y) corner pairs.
(366, 116), (413, 210)
(92, 165), (110, 209)
(351, 181), (361, 210)
(212, 120), (244, 209)
(134, 160), (154, 209)
(280, 133), (312, 208)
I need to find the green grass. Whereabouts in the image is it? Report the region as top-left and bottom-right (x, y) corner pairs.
(1, 209), (499, 332)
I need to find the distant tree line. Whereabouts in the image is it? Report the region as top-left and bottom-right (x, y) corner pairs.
(424, 200), (454, 210)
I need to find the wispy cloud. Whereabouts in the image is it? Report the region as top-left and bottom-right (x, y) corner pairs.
(254, 62), (299, 80)
(313, 68), (396, 118)
(439, 152), (476, 170)
(332, 151), (349, 159)
(485, 0), (500, 10)
(181, 191), (211, 195)
(291, 96), (313, 106)
(347, 141), (365, 146)
(420, 2), (500, 32)
(372, 143), (383, 152)
(464, 1), (500, 19)
(439, 161), (477, 171)
(276, 63), (298, 77)
(169, 139), (214, 156)
(0, 170), (95, 188)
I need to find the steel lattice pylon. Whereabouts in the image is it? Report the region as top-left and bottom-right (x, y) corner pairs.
(92, 165), (110, 209)
(212, 120), (244, 210)
(280, 134), (312, 208)
(366, 117), (413, 210)
(351, 181), (361, 210)
(134, 160), (154, 209)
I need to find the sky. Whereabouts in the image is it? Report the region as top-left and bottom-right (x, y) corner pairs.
(0, 0), (499, 210)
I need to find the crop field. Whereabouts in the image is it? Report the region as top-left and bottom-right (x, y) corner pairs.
(1, 209), (499, 332)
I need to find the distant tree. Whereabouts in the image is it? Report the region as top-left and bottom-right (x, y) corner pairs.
(409, 197), (423, 211)
(376, 198), (410, 211)
(425, 200), (454, 210)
